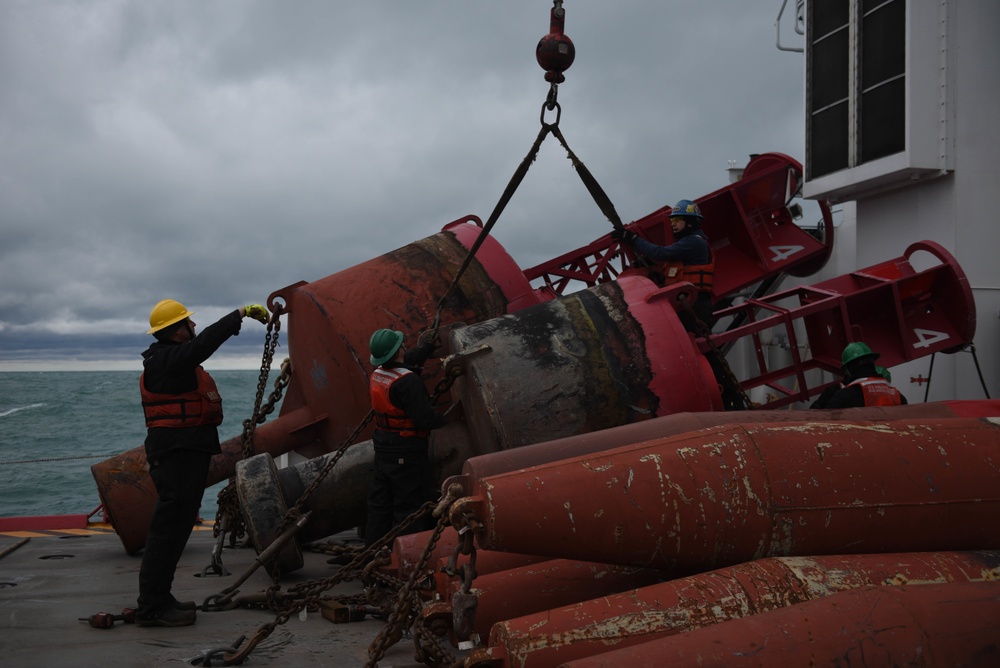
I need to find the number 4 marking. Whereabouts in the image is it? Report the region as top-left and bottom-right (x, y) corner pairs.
(913, 328), (949, 349)
(770, 245), (804, 262)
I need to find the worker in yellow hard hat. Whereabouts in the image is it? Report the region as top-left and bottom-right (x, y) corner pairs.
(135, 298), (269, 628)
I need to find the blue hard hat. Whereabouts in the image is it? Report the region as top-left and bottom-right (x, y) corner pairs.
(670, 199), (703, 220)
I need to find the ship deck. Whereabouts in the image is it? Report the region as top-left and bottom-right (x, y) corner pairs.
(0, 522), (424, 667)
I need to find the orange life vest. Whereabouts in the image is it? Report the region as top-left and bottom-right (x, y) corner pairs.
(140, 366), (223, 428)
(370, 366), (428, 438)
(847, 377), (903, 407)
(661, 246), (715, 293)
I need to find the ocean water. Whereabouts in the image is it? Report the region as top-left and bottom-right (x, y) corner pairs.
(0, 369), (281, 520)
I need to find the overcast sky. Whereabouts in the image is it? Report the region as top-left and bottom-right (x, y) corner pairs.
(0, 1), (808, 371)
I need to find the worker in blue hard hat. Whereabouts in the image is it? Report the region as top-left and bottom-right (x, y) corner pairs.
(612, 199), (716, 331)
(364, 327), (448, 549)
(812, 342), (906, 409)
(136, 298), (269, 628)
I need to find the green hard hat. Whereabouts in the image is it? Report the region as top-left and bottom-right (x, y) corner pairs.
(841, 341), (880, 367)
(370, 328), (404, 366)
(875, 365), (891, 382)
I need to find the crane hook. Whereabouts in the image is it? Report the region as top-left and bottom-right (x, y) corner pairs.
(536, 0), (575, 84)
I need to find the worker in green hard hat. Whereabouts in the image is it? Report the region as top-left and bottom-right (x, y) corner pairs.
(812, 342), (906, 409)
(364, 327), (448, 548)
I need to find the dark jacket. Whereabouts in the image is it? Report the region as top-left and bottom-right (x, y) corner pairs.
(821, 360), (907, 409)
(140, 310), (243, 463)
(371, 341), (446, 452)
(632, 226), (712, 265)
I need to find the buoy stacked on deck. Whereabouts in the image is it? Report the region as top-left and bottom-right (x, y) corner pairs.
(438, 417), (1000, 666)
(458, 553), (1000, 668)
(447, 418), (1000, 567)
(556, 581), (1000, 667)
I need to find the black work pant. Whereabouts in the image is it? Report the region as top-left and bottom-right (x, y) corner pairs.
(137, 448), (211, 616)
(365, 447), (434, 548)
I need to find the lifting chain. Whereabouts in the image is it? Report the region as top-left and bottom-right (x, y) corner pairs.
(428, 1), (622, 336)
(413, 613), (457, 668)
(222, 500), (441, 666)
(215, 317), (467, 667)
(303, 538), (365, 566)
(366, 504), (452, 667)
(267, 409), (375, 566)
(207, 306), (291, 578)
(263, 303), (462, 570)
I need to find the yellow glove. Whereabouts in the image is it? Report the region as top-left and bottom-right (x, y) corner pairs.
(244, 304), (269, 324)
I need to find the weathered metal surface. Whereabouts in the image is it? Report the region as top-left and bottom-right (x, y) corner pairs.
(455, 400), (1000, 485)
(557, 581), (1000, 668)
(234, 273), (723, 560)
(385, 526), (546, 584)
(92, 220), (534, 554)
(92, 404), (324, 554)
(449, 418), (1000, 567)
(449, 274), (721, 458)
(234, 453), (304, 571)
(262, 218), (535, 459)
(432, 552), (548, 588)
(422, 558), (666, 642)
(461, 550), (1000, 668)
(388, 527), (463, 581)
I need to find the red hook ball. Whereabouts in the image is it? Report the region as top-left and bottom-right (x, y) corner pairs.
(536, 32), (575, 83)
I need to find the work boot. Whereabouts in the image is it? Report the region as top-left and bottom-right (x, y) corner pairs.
(136, 607), (196, 628)
(169, 595), (198, 610)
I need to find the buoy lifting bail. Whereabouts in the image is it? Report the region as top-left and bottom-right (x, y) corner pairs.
(536, 0), (575, 85)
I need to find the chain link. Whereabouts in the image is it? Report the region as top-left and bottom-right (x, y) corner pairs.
(223, 501), (437, 665)
(366, 507), (450, 667)
(269, 410), (375, 555)
(211, 306), (290, 548)
(413, 613), (457, 667)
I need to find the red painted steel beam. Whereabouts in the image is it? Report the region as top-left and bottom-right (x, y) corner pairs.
(523, 153), (834, 298)
(449, 418), (1000, 568)
(557, 581), (1000, 668)
(703, 241), (975, 408)
(459, 550), (1000, 668)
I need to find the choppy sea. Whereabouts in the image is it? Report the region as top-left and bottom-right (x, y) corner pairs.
(0, 370), (279, 520)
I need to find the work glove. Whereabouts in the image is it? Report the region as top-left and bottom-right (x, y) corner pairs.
(610, 227), (637, 243)
(417, 328), (441, 351)
(243, 304), (270, 324)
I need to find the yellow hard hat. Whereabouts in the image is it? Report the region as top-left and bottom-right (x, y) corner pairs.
(147, 299), (194, 334)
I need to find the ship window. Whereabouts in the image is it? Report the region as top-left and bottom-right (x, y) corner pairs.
(859, 0), (905, 162)
(806, 0), (906, 179)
